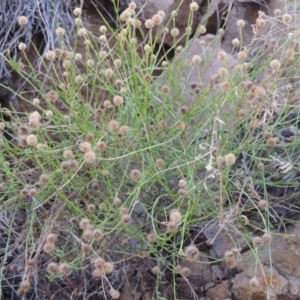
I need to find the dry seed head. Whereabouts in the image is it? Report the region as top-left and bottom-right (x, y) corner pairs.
(170, 209), (182, 224)
(93, 257), (105, 269)
(274, 9), (281, 16)
(190, 2), (199, 11)
(120, 87), (126, 94)
(39, 174), (49, 185)
(184, 59), (192, 67)
(152, 266), (161, 275)
(79, 218), (90, 230)
(176, 122), (185, 130)
(270, 59), (281, 71)
(180, 267), (191, 277)
(69, 159), (78, 169)
(282, 13), (292, 24)
(47, 262), (59, 274)
(73, 7), (81, 16)
(158, 120), (167, 128)
(253, 236), (263, 247)
(92, 268), (103, 279)
(78, 28), (87, 36)
(256, 18), (266, 27)
(74, 53), (82, 61)
(103, 68), (114, 77)
(121, 239), (129, 247)
(152, 14), (163, 26)
(81, 243), (91, 254)
(257, 162), (264, 170)
(46, 91), (59, 103)
(83, 229), (94, 242)
(103, 262), (114, 274)
(145, 19), (155, 29)
(79, 141), (92, 153)
(224, 153), (236, 166)
(45, 50), (56, 61)
(99, 25), (107, 33)
(103, 100), (111, 108)
(114, 59), (122, 68)
(43, 243), (54, 254)
(113, 95), (124, 106)
(258, 199), (267, 210)
(254, 86), (266, 97)
(85, 133), (94, 142)
(27, 258), (36, 269)
(58, 263), (71, 276)
(96, 141), (107, 152)
(18, 42), (26, 51)
(223, 250), (237, 268)
(266, 137), (279, 147)
(18, 136), (28, 148)
(232, 38), (240, 47)
(129, 2), (136, 10)
(113, 197), (122, 206)
(18, 16), (28, 26)
(218, 67), (228, 76)
(29, 188), (37, 197)
(115, 79), (124, 88)
(262, 233), (272, 243)
(144, 44), (151, 52)
(119, 125), (130, 136)
(108, 119), (119, 131)
(87, 204), (96, 213)
(86, 59), (94, 67)
(26, 134), (38, 146)
(32, 98), (40, 105)
(218, 51), (227, 61)
(199, 25), (206, 34)
(155, 158), (165, 168)
(93, 229), (103, 241)
(147, 233), (157, 243)
(237, 19), (245, 27)
(55, 27), (65, 36)
(109, 289), (120, 299)
(130, 169), (142, 181)
(84, 151), (96, 163)
(238, 51), (247, 61)
(161, 85), (170, 94)
(46, 234), (58, 244)
(63, 150), (74, 159)
(171, 28), (179, 37)
(192, 55), (201, 64)
(166, 221), (178, 233)
(162, 60), (168, 68)
(122, 214), (132, 224)
(184, 244), (200, 260)
(18, 125), (29, 135)
(19, 279), (31, 293)
(285, 48), (294, 60)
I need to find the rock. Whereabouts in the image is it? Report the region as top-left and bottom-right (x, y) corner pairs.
(207, 280), (229, 299)
(138, 0), (202, 46)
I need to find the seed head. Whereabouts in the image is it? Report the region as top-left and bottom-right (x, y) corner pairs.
(81, 243), (91, 254)
(19, 279), (31, 293)
(79, 141), (92, 153)
(109, 289), (120, 299)
(170, 209), (182, 224)
(171, 28), (179, 37)
(152, 14), (163, 26)
(161, 85), (170, 94)
(39, 174), (49, 185)
(18, 125), (29, 135)
(96, 141), (107, 153)
(158, 120), (167, 128)
(43, 243), (54, 254)
(87, 204), (96, 213)
(180, 267), (191, 277)
(47, 262), (59, 274)
(114, 59), (122, 68)
(192, 55), (201, 64)
(130, 169), (142, 181)
(69, 159), (78, 169)
(92, 268), (103, 279)
(218, 67), (228, 76)
(274, 9), (281, 16)
(18, 43), (26, 51)
(224, 250), (237, 268)
(93, 257), (105, 269)
(18, 16), (28, 26)
(176, 122), (185, 130)
(84, 151), (96, 163)
(190, 2), (199, 11)
(282, 13), (292, 24)
(55, 27), (65, 36)
(73, 7), (82, 16)
(253, 236), (263, 247)
(199, 25), (206, 34)
(237, 19), (245, 27)
(232, 38), (240, 47)
(249, 277), (260, 290)
(166, 221), (178, 233)
(103, 100), (111, 108)
(266, 137), (279, 147)
(122, 214), (132, 224)
(238, 51), (247, 61)
(147, 233), (157, 243)
(155, 158), (165, 168)
(108, 119), (119, 131)
(119, 125), (130, 136)
(46, 234), (58, 245)
(113, 197), (122, 206)
(270, 59), (281, 71)
(152, 266), (161, 275)
(45, 50), (56, 61)
(46, 91), (59, 103)
(83, 229), (94, 242)
(78, 28), (87, 36)
(254, 86), (266, 97)
(217, 51), (227, 61)
(102, 262), (114, 274)
(258, 199), (267, 210)
(79, 218), (90, 230)
(184, 244), (200, 260)
(26, 134), (38, 146)
(74, 53), (82, 61)
(58, 263), (71, 276)
(224, 153), (236, 166)
(113, 96), (124, 106)
(93, 229), (103, 241)
(63, 150), (74, 159)
(145, 19), (154, 29)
